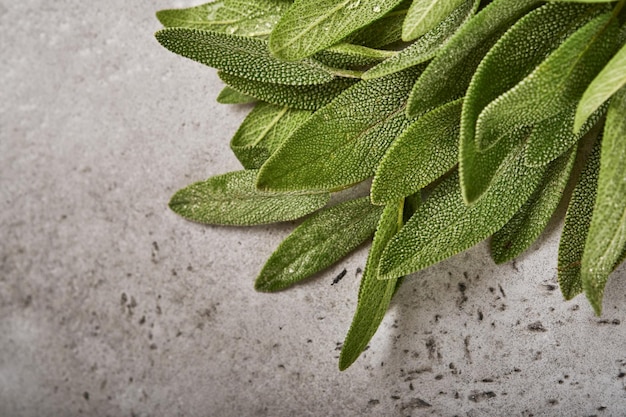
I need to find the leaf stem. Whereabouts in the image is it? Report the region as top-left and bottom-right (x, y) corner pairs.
(329, 67), (364, 79)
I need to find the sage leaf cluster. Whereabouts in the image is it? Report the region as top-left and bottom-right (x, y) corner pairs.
(156, 0), (626, 369)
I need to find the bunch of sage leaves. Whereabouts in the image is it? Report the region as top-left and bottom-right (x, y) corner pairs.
(155, 0), (626, 370)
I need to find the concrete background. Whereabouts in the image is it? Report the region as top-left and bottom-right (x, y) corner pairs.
(2, 1), (626, 416)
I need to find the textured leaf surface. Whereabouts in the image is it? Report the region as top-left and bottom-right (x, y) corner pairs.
(406, 0), (541, 118)
(216, 86), (256, 104)
(255, 197), (383, 291)
(575, 42), (626, 132)
(347, 2), (409, 48)
(467, 2), (598, 151)
(491, 147), (576, 264)
(314, 43), (394, 70)
(379, 149), (545, 280)
(402, 0), (465, 41)
(156, 0), (290, 37)
(476, 11), (618, 148)
(219, 71), (357, 110)
(339, 201), (403, 370)
(363, 0), (477, 79)
(231, 103), (312, 169)
(581, 88), (626, 315)
(257, 69), (420, 192)
(169, 170), (329, 226)
(523, 102), (607, 167)
(371, 99), (462, 205)
(269, 0), (404, 61)
(155, 28), (336, 85)
(558, 136), (601, 300)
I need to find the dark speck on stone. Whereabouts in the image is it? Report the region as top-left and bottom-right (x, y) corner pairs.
(83, 392), (89, 401)
(332, 269), (347, 285)
(528, 321), (547, 332)
(468, 391), (496, 403)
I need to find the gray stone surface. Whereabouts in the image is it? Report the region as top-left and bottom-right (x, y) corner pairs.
(2, 1), (626, 416)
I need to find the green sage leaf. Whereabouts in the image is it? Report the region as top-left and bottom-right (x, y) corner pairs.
(558, 135), (602, 300)
(347, 0), (411, 48)
(575, 42), (626, 132)
(269, 0), (404, 61)
(363, 0), (477, 79)
(467, 2), (600, 151)
(155, 28), (336, 85)
(339, 200), (403, 371)
(231, 103), (312, 169)
(523, 102), (607, 167)
(156, 0), (290, 38)
(169, 170), (330, 226)
(379, 148), (545, 280)
(581, 87), (626, 315)
(257, 68), (420, 193)
(314, 43), (395, 70)
(475, 10), (618, 149)
(371, 99), (462, 205)
(219, 71), (357, 110)
(255, 197), (383, 292)
(402, 0), (466, 42)
(216, 86), (257, 104)
(406, 0), (542, 118)
(491, 146), (577, 264)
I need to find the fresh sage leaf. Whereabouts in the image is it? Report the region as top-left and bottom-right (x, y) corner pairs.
(371, 99), (462, 205)
(558, 135), (602, 300)
(314, 43), (395, 70)
(581, 87), (626, 315)
(155, 28), (336, 85)
(468, 2), (600, 151)
(269, 0), (404, 61)
(231, 103), (312, 169)
(339, 200), (404, 371)
(575, 42), (626, 132)
(475, 10), (618, 150)
(216, 86), (257, 104)
(347, 0), (411, 48)
(219, 71), (357, 110)
(255, 197), (383, 292)
(363, 0), (477, 80)
(156, 0), (291, 38)
(491, 146), (577, 264)
(257, 68), (420, 193)
(169, 170), (330, 226)
(406, 0), (542, 118)
(379, 148), (545, 280)
(402, 0), (466, 42)
(523, 102), (607, 167)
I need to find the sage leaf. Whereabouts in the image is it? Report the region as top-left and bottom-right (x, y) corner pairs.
(255, 197), (383, 292)
(257, 68), (420, 193)
(491, 146), (577, 264)
(216, 86), (256, 104)
(475, 11), (619, 149)
(219, 71), (357, 110)
(269, 0), (404, 61)
(156, 0), (291, 38)
(379, 148), (545, 280)
(339, 200), (404, 371)
(314, 43), (395, 70)
(468, 2), (600, 151)
(402, 0), (465, 42)
(558, 136), (602, 300)
(363, 0), (477, 79)
(575, 42), (626, 132)
(348, 0), (411, 48)
(406, 0), (542, 118)
(155, 28), (336, 85)
(523, 102), (607, 167)
(581, 87), (626, 315)
(231, 103), (312, 169)
(169, 170), (330, 226)
(371, 99), (462, 205)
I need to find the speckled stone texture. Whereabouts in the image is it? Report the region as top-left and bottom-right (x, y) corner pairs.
(2, 1), (626, 416)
